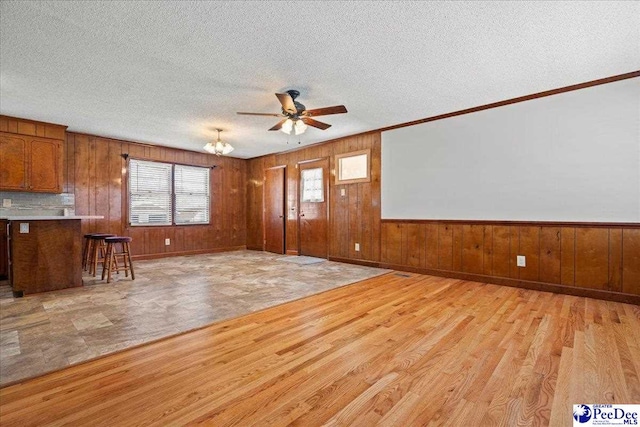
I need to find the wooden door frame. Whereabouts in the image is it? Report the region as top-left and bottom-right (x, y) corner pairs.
(263, 165), (287, 253)
(297, 157), (330, 257)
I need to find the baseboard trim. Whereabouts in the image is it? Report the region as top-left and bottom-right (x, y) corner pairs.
(246, 245), (264, 251)
(286, 250), (299, 255)
(327, 256), (640, 304)
(328, 256), (381, 268)
(379, 263), (640, 305)
(132, 246), (246, 261)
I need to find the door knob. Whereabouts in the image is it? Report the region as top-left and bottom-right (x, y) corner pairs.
(299, 213), (305, 217)
(278, 215), (284, 218)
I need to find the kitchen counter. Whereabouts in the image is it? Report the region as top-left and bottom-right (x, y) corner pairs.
(3, 216), (104, 296)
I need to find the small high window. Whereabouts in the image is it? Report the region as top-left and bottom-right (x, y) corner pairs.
(335, 149), (370, 184)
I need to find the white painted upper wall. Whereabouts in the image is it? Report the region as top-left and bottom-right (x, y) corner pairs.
(381, 77), (640, 222)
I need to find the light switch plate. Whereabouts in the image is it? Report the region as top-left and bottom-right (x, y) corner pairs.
(19, 223), (29, 234)
(165, 238), (171, 246)
(355, 243), (360, 251)
(516, 255), (526, 267)
(341, 188), (346, 197)
(2, 199), (11, 208)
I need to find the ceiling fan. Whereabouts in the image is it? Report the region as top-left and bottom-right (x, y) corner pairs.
(237, 90), (347, 135)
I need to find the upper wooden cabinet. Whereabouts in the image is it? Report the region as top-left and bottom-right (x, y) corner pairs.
(0, 134), (27, 191)
(0, 132), (63, 193)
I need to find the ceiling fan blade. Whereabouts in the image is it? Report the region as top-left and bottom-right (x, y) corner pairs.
(237, 112), (283, 117)
(301, 117), (331, 130)
(303, 105), (347, 117)
(269, 119), (288, 131)
(276, 93), (297, 114)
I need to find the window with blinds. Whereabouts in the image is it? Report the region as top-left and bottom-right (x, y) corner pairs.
(129, 160), (172, 225)
(174, 165), (210, 224)
(128, 159), (210, 226)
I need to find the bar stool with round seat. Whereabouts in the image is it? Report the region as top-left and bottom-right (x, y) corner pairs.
(82, 233), (112, 271)
(102, 236), (135, 283)
(87, 234), (115, 276)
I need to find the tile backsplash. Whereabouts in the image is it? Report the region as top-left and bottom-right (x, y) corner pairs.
(0, 192), (75, 216)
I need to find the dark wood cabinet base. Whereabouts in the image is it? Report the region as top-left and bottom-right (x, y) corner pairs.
(9, 219), (83, 294)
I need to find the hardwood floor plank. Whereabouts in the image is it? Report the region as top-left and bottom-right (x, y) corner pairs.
(548, 346), (573, 427)
(376, 390), (422, 426)
(612, 320), (640, 402)
(322, 372), (399, 426)
(1, 273), (638, 427)
(595, 323), (629, 404)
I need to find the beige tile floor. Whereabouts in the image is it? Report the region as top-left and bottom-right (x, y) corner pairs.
(0, 250), (388, 386)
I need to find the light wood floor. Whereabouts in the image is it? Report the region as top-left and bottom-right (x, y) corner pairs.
(1, 272), (638, 426)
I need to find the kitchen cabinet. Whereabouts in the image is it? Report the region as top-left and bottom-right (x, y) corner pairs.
(0, 131), (63, 193)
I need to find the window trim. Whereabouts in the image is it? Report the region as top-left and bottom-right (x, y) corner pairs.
(334, 149), (371, 185)
(126, 157), (213, 227)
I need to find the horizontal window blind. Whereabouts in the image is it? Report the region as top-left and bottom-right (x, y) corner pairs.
(129, 159), (172, 226)
(174, 165), (210, 224)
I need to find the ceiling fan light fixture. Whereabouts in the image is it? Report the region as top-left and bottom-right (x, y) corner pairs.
(294, 119), (307, 135)
(237, 90), (347, 134)
(281, 118), (293, 135)
(204, 129), (234, 156)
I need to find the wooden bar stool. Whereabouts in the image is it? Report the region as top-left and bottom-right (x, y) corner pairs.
(88, 234), (115, 276)
(102, 237), (135, 283)
(82, 233), (111, 271)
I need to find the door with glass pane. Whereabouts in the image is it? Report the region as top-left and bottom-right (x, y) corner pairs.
(298, 158), (329, 258)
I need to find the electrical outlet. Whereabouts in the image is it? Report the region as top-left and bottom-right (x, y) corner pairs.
(2, 199), (11, 208)
(341, 188), (346, 197)
(19, 223), (29, 234)
(165, 238), (170, 246)
(355, 243), (360, 251)
(517, 255), (526, 267)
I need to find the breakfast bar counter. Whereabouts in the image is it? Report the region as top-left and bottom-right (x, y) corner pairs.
(1, 216), (103, 296)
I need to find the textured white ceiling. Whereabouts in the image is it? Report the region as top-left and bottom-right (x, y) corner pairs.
(1, 1), (638, 158)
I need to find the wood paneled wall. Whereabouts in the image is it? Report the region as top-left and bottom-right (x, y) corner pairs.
(380, 221), (640, 301)
(65, 132), (246, 258)
(246, 132), (639, 303)
(5, 114), (638, 303)
(246, 133), (381, 262)
(0, 115), (67, 140)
